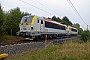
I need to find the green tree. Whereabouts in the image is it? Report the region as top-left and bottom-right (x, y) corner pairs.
(52, 16), (57, 21)
(5, 7), (30, 35)
(78, 28), (83, 35)
(81, 30), (90, 42)
(61, 16), (72, 26)
(0, 4), (4, 36)
(73, 23), (80, 28)
(6, 7), (22, 35)
(52, 16), (61, 22)
(57, 17), (61, 22)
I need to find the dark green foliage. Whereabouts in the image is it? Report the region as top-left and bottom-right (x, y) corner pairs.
(5, 7), (30, 35)
(73, 23), (80, 28)
(52, 16), (61, 22)
(78, 28), (83, 35)
(0, 5), (30, 36)
(81, 30), (90, 42)
(61, 16), (72, 26)
(0, 4), (4, 37)
(6, 7), (22, 35)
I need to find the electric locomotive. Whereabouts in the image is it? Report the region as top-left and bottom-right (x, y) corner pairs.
(16, 15), (78, 40)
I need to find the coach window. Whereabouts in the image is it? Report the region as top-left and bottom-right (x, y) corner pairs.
(41, 20), (43, 24)
(37, 20), (39, 23)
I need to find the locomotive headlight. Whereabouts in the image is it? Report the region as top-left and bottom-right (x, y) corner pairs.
(26, 23), (28, 25)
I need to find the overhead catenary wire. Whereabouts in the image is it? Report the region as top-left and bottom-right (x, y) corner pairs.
(19, 0), (53, 15)
(19, 0), (88, 29)
(34, 0), (61, 16)
(67, 0), (87, 26)
(35, 0), (88, 27)
(67, 0), (77, 14)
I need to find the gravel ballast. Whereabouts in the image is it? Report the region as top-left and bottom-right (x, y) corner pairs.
(0, 42), (45, 56)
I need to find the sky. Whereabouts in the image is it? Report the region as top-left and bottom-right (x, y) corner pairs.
(1, 0), (90, 30)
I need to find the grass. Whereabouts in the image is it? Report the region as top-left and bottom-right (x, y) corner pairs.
(6, 39), (90, 60)
(0, 35), (23, 42)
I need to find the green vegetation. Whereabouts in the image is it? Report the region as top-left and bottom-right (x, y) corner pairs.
(52, 16), (61, 22)
(7, 40), (90, 60)
(61, 16), (72, 26)
(0, 35), (23, 42)
(0, 4), (30, 41)
(0, 4), (4, 37)
(81, 30), (90, 42)
(4, 7), (30, 35)
(0, 4), (30, 37)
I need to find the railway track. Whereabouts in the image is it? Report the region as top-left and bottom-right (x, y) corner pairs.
(0, 38), (55, 47)
(0, 36), (81, 46)
(0, 39), (45, 46)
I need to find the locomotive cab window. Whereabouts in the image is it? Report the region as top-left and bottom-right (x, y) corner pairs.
(20, 16), (34, 23)
(24, 18), (27, 23)
(41, 20), (43, 24)
(37, 20), (39, 23)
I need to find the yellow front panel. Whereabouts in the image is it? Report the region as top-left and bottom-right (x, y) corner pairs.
(31, 15), (37, 25)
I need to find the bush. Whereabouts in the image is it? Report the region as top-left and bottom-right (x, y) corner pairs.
(81, 30), (90, 42)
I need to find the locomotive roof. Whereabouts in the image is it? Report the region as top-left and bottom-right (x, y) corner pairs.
(23, 15), (34, 17)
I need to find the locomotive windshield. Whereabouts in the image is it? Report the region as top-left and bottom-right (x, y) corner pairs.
(20, 16), (34, 23)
